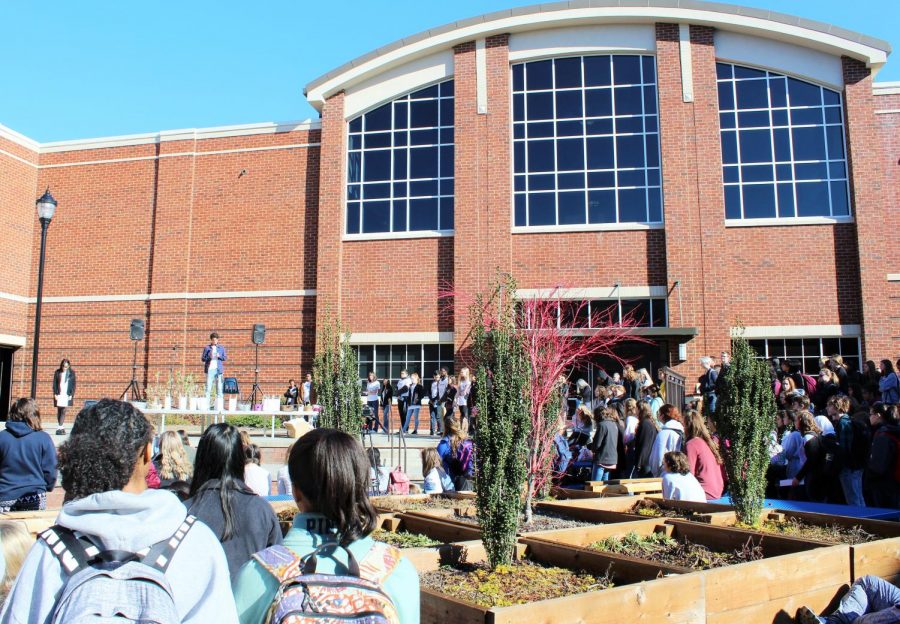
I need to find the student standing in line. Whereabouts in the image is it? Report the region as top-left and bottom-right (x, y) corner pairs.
(232, 428), (420, 624)
(405, 373), (424, 435)
(379, 376), (394, 433)
(364, 372), (381, 432)
(52, 358), (76, 435)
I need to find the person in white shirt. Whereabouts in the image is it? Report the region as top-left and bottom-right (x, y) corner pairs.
(648, 404), (685, 477)
(421, 448), (454, 494)
(364, 372), (381, 432)
(661, 451), (707, 503)
(243, 444), (271, 497)
(52, 358), (76, 435)
(301, 373), (313, 406)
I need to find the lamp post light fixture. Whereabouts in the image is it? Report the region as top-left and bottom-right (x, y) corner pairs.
(30, 188), (57, 399)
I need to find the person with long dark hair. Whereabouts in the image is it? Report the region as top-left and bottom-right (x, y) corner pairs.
(0, 399), (237, 623)
(878, 360), (899, 405)
(0, 398), (56, 512)
(51, 358), (75, 435)
(185, 423), (281, 579)
(232, 428), (420, 624)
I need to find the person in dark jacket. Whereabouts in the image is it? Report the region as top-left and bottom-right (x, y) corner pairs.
(378, 377), (394, 433)
(865, 403), (900, 508)
(185, 423), (281, 579)
(633, 405), (659, 478)
(404, 373), (425, 434)
(51, 358), (76, 435)
(0, 398), (57, 512)
(792, 413), (831, 502)
(590, 407), (619, 482)
(283, 379), (299, 406)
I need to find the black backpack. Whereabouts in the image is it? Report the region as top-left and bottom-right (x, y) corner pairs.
(820, 434), (842, 478)
(840, 418), (871, 471)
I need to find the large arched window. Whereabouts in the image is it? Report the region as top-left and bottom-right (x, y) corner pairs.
(716, 63), (850, 221)
(346, 80), (454, 235)
(512, 55), (662, 229)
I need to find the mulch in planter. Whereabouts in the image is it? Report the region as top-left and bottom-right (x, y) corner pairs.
(451, 508), (596, 532)
(755, 518), (879, 545)
(373, 497), (466, 512)
(590, 531), (764, 570)
(371, 528), (442, 548)
(421, 560), (613, 608)
(628, 499), (709, 521)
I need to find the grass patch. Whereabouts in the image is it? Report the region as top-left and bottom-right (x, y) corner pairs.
(420, 560), (613, 607)
(589, 531), (764, 570)
(372, 496), (468, 512)
(756, 518), (879, 545)
(371, 528), (442, 548)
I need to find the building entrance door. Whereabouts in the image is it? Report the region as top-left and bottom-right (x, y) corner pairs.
(0, 347), (16, 420)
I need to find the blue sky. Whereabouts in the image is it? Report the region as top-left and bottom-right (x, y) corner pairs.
(1, 0), (896, 142)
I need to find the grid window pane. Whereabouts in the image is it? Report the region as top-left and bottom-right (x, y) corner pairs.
(513, 54), (662, 228)
(716, 63), (850, 220)
(347, 80), (454, 234)
(749, 337), (861, 376)
(353, 344), (454, 386)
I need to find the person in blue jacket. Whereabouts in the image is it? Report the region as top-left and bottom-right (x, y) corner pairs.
(233, 427), (420, 624)
(0, 398), (57, 512)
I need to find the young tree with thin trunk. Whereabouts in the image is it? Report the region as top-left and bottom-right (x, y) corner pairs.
(312, 319), (363, 434)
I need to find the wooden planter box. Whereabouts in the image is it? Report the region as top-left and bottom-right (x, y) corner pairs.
(536, 495), (734, 525)
(525, 519), (850, 624)
(399, 511), (484, 542)
(584, 478), (663, 495)
(1, 509), (59, 537)
(549, 485), (623, 500)
(370, 492), (475, 515)
(706, 508), (900, 584)
(416, 539), (705, 624)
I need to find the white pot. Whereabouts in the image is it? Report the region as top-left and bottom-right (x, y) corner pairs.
(189, 397), (198, 411)
(163, 395), (172, 410)
(178, 396), (188, 411)
(215, 397), (224, 412)
(228, 397), (237, 411)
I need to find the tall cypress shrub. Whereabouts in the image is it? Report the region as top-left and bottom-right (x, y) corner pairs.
(472, 275), (531, 568)
(712, 332), (776, 526)
(312, 319), (363, 434)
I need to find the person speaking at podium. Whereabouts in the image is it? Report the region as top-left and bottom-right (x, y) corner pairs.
(201, 332), (227, 408)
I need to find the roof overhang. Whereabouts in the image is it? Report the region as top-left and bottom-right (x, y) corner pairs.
(304, 0), (891, 111)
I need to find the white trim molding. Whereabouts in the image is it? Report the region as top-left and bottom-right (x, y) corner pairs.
(343, 230), (454, 242)
(305, 4), (889, 109)
(679, 24), (695, 103)
(348, 332), (454, 344)
(875, 109), (900, 115)
(734, 325), (861, 339)
(508, 24), (655, 62)
(475, 39), (488, 114)
(0, 291), (30, 304)
(873, 81), (900, 96)
(517, 286), (668, 300)
(0, 333), (26, 348)
(887, 274), (900, 282)
(4, 289), (316, 305)
(725, 216), (854, 228)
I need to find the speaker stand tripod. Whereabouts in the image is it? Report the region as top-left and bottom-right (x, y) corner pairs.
(246, 342), (263, 407)
(120, 340), (143, 401)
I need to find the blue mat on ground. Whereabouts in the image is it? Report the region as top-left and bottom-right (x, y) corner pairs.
(265, 495), (293, 502)
(708, 496), (900, 521)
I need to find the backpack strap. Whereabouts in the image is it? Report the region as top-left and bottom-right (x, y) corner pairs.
(253, 541), (402, 587)
(39, 526), (97, 575)
(140, 514), (197, 573)
(357, 542), (402, 586)
(252, 544), (305, 584)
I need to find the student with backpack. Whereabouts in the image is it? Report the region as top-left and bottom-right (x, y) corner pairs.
(185, 424), (282, 580)
(0, 399), (237, 623)
(830, 396), (870, 507)
(437, 414), (475, 491)
(233, 428), (419, 624)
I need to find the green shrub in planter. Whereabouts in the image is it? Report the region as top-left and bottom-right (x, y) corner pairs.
(224, 414), (270, 429)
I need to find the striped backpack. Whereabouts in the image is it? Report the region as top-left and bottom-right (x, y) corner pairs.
(253, 541), (401, 624)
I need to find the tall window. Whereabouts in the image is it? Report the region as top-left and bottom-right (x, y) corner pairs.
(521, 297), (667, 329)
(717, 63), (850, 220)
(347, 81), (454, 235)
(747, 337), (861, 375)
(512, 55), (662, 228)
(352, 344), (454, 384)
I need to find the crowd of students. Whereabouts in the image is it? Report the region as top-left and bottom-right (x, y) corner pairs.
(0, 399), (421, 623)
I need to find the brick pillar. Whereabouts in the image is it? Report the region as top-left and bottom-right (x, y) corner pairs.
(453, 35), (512, 362)
(842, 58), (899, 360)
(314, 92), (347, 343)
(657, 24), (729, 380)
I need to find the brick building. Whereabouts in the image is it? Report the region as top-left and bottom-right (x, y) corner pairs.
(1, 1), (898, 416)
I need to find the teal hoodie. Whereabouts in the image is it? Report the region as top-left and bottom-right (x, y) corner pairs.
(233, 512), (420, 624)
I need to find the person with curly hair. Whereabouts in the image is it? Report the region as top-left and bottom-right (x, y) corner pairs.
(0, 399), (238, 623)
(154, 430), (193, 488)
(0, 398), (56, 512)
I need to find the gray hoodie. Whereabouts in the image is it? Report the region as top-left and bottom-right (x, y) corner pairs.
(0, 489), (238, 624)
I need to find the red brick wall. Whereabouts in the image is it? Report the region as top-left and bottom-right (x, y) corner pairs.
(0, 136), (39, 340)
(843, 59), (900, 361)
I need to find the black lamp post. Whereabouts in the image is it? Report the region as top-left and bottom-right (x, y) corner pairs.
(30, 188), (57, 399)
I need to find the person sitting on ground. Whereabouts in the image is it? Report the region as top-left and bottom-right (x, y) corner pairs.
(154, 430), (193, 488)
(421, 447), (454, 494)
(243, 444), (271, 497)
(684, 409), (725, 500)
(648, 404), (685, 477)
(437, 414), (475, 491)
(233, 428), (420, 624)
(0, 398), (57, 513)
(185, 423), (281, 580)
(796, 575), (899, 624)
(0, 521), (31, 604)
(661, 451), (707, 503)
(0, 399), (238, 623)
